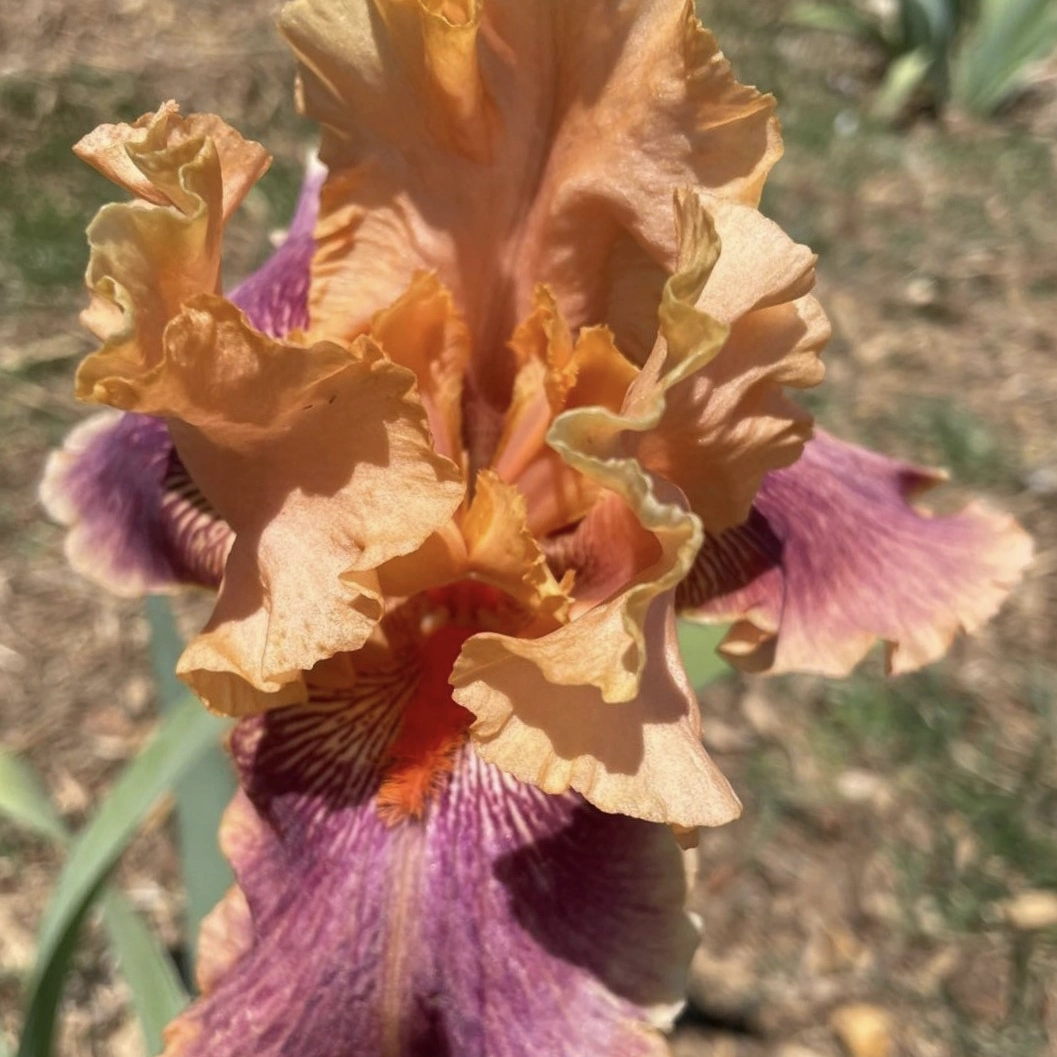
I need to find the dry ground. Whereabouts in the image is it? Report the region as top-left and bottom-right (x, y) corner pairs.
(1, 1), (1054, 1055)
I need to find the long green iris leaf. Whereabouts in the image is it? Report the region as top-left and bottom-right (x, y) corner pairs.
(145, 596), (236, 968)
(15, 698), (225, 1057)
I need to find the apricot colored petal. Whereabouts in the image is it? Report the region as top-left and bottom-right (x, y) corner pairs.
(163, 684), (694, 1057)
(371, 271), (471, 463)
(494, 293), (634, 537)
(454, 404), (737, 826)
(678, 430), (1034, 676)
(628, 192), (827, 533)
(41, 163), (331, 600)
(121, 297), (464, 715)
(453, 595), (739, 830)
(75, 104), (269, 408)
(461, 470), (571, 626)
(282, 0), (779, 392)
(74, 101), (269, 221)
(39, 411), (231, 595)
(492, 286), (576, 484)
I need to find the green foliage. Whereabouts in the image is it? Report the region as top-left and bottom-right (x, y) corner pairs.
(788, 0), (1057, 118)
(146, 597), (236, 965)
(1, 639), (234, 1056)
(0, 749), (190, 1057)
(954, 0), (1057, 115)
(677, 620), (731, 688)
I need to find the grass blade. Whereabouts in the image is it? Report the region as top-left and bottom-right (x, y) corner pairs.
(19, 696), (225, 1057)
(4, 751), (189, 1057)
(100, 891), (188, 1054)
(145, 596), (235, 967)
(16, 876), (107, 1057)
(954, 0), (1057, 114)
(0, 752), (67, 844)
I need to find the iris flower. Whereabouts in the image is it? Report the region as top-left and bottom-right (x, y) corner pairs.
(42, 1), (1030, 1054)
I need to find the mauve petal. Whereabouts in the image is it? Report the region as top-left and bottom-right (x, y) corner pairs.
(40, 411), (231, 595)
(678, 430), (1033, 676)
(228, 155), (325, 338)
(163, 682), (694, 1057)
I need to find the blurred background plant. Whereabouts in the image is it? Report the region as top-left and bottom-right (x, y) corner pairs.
(789, 0), (1057, 119)
(0, 600), (233, 1057)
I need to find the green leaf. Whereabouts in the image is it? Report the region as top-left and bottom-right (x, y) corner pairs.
(17, 875), (107, 1057)
(19, 697), (225, 1057)
(787, 1), (887, 45)
(953, 0), (1057, 114)
(874, 46), (935, 119)
(677, 620), (731, 688)
(100, 891), (188, 1053)
(145, 596), (235, 967)
(0, 752), (67, 844)
(3, 750), (189, 1055)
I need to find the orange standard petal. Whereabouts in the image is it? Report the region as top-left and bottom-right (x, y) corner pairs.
(281, 0), (780, 413)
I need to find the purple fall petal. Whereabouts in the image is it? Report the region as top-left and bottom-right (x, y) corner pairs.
(40, 411), (230, 594)
(678, 429), (1032, 675)
(163, 683), (694, 1057)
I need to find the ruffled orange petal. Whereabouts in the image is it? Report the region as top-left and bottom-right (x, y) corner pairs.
(282, 0), (779, 399)
(370, 271), (471, 464)
(493, 289), (637, 536)
(454, 348), (737, 827)
(134, 297), (465, 716)
(453, 591), (739, 830)
(74, 103), (270, 405)
(639, 195), (827, 531)
(461, 470), (572, 628)
(592, 190), (827, 535)
(74, 101), (269, 221)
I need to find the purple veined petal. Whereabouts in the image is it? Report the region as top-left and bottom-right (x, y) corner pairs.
(40, 410), (232, 595)
(163, 671), (695, 1057)
(677, 428), (1033, 676)
(228, 153), (326, 338)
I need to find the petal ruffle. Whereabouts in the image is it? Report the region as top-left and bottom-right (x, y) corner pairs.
(74, 103), (270, 406)
(39, 411), (231, 594)
(162, 681), (694, 1057)
(678, 430), (1034, 676)
(153, 298), (464, 716)
(281, 0), (779, 397)
(42, 158), (326, 598)
(452, 411), (738, 826)
(628, 191), (828, 533)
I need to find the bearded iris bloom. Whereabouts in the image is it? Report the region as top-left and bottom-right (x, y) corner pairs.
(41, 1), (1030, 1054)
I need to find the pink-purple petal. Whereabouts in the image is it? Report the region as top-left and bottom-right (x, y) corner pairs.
(163, 684), (693, 1057)
(227, 155), (324, 337)
(40, 411), (231, 594)
(678, 429), (1032, 675)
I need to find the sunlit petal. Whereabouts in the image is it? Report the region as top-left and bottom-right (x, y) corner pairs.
(283, 0), (780, 402)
